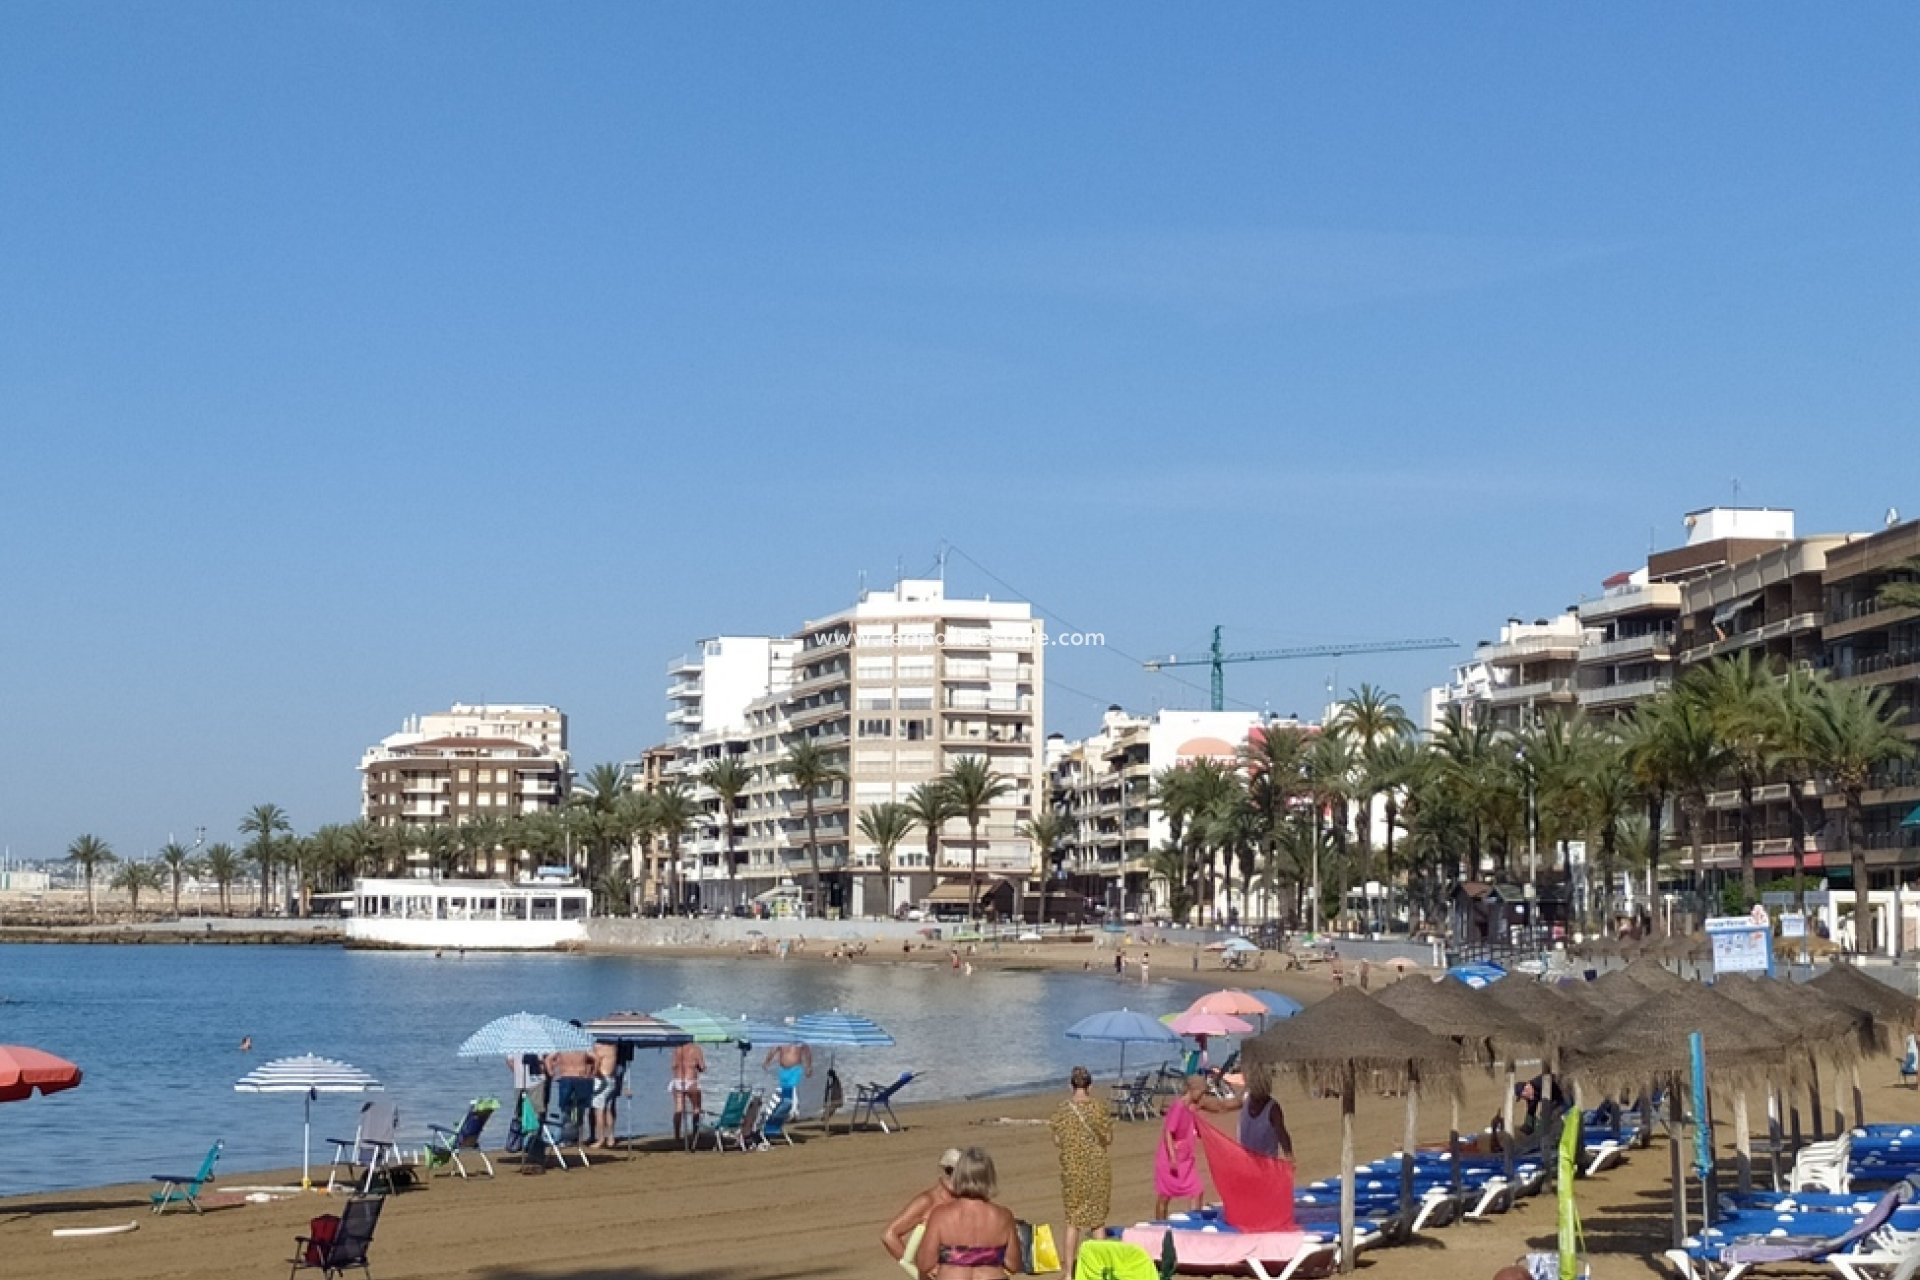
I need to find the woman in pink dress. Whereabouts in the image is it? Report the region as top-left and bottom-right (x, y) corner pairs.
(1153, 1074), (1208, 1218)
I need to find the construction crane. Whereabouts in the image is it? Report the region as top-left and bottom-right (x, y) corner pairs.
(1143, 626), (1458, 711)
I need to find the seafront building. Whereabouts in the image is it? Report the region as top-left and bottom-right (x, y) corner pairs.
(646, 579), (1046, 917)
(358, 704), (572, 875)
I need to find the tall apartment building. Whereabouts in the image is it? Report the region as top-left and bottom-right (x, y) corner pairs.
(1821, 520), (1920, 877)
(1575, 507), (1799, 716)
(1471, 614), (1586, 732)
(652, 579), (1046, 917)
(359, 704), (571, 875)
(1047, 707), (1286, 920)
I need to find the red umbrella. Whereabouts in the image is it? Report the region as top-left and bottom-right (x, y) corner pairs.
(0, 1045), (83, 1102)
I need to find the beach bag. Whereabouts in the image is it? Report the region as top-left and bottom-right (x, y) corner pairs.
(505, 1110), (526, 1153)
(1015, 1220), (1036, 1273)
(1031, 1223), (1061, 1273)
(304, 1214), (340, 1266)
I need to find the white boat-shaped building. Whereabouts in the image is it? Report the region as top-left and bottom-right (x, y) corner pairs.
(346, 877), (592, 950)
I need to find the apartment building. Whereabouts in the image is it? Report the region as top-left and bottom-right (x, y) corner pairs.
(649, 579), (1047, 917)
(1821, 519), (1920, 877)
(359, 704), (572, 875)
(1473, 614), (1586, 732)
(1047, 707), (1285, 920)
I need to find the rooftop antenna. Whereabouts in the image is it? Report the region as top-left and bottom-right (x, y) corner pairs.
(936, 541), (947, 587)
(1731, 476), (1742, 504)
(1888, 507), (1902, 529)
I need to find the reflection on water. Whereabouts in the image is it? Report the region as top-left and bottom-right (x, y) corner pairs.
(0, 944), (1208, 1194)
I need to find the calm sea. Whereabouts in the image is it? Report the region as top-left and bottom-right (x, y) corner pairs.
(0, 944), (1204, 1194)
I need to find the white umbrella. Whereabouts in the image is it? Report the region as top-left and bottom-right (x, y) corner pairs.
(235, 1054), (383, 1189)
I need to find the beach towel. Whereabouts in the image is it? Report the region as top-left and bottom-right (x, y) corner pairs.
(1198, 1121), (1297, 1232)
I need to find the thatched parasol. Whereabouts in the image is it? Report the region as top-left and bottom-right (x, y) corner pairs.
(1809, 963), (1920, 1044)
(1619, 957), (1690, 991)
(1373, 976), (1540, 1065)
(1714, 971), (1870, 1144)
(1244, 988), (1462, 1272)
(1571, 968), (1658, 1018)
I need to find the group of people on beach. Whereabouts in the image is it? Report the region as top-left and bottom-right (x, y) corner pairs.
(880, 1064), (1289, 1279)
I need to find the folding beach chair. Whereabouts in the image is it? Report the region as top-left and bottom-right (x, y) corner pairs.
(696, 1088), (755, 1153)
(424, 1098), (498, 1179)
(150, 1140), (222, 1214)
(757, 1090), (795, 1149)
(853, 1071), (920, 1133)
(290, 1194), (383, 1280)
(1109, 1072), (1157, 1122)
(327, 1101), (401, 1194)
(519, 1094), (591, 1170)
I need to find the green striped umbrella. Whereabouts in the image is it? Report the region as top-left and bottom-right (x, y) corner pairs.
(650, 1005), (737, 1044)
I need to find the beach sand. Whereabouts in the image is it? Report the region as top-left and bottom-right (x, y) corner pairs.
(8, 1055), (1854, 1280)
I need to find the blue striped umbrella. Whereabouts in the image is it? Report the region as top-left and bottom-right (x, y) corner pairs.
(723, 1016), (806, 1086)
(790, 1009), (894, 1048)
(580, 1011), (693, 1047)
(234, 1054), (382, 1188)
(456, 1012), (592, 1059)
(1251, 990), (1306, 1018)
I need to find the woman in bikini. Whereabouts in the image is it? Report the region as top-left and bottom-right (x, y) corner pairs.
(915, 1147), (1022, 1280)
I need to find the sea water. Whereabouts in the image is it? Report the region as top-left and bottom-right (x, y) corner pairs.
(0, 943), (1204, 1193)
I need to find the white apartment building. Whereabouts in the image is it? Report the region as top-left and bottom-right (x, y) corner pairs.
(1423, 659), (1495, 734)
(658, 580), (1047, 918)
(359, 704), (571, 875)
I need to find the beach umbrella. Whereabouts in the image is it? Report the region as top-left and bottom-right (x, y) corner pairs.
(1446, 961), (1507, 989)
(234, 1054), (382, 1189)
(456, 1012), (592, 1059)
(790, 1009), (894, 1048)
(579, 1011), (694, 1047)
(650, 1005), (738, 1043)
(1186, 989), (1270, 1019)
(1066, 1007), (1181, 1077)
(1244, 988), (1461, 1273)
(725, 1016), (805, 1086)
(0, 1045), (82, 1103)
(1249, 989), (1306, 1019)
(1163, 1010), (1253, 1038)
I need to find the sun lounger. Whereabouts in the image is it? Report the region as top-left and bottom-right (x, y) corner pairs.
(151, 1140), (222, 1214)
(853, 1071), (919, 1133)
(1121, 1223), (1337, 1280)
(1661, 1174), (1920, 1280)
(290, 1193), (383, 1280)
(1071, 1239), (1161, 1279)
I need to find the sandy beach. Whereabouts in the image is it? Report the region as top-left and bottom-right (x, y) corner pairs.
(13, 1050), (1893, 1280)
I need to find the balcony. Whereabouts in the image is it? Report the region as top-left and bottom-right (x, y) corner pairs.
(665, 705), (701, 726)
(665, 653), (702, 677)
(1583, 632), (1674, 663)
(1578, 581), (1683, 622)
(401, 780), (449, 796)
(1486, 677), (1576, 705)
(943, 695), (1032, 713)
(401, 802), (449, 819)
(1478, 634), (1585, 667)
(519, 779), (560, 796)
(1578, 676), (1669, 708)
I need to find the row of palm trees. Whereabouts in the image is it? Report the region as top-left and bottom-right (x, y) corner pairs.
(1135, 654), (1912, 940)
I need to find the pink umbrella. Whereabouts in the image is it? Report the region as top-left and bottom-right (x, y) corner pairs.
(1186, 989), (1270, 1019)
(0, 1045), (82, 1103)
(1166, 1010), (1254, 1038)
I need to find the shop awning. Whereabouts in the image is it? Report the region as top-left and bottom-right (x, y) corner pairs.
(1712, 594), (1762, 627)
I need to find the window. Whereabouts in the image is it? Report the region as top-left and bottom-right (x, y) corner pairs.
(903, 718), (932, 741)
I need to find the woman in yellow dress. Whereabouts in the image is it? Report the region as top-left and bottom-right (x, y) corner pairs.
(1047, 1066), (1113, 1277)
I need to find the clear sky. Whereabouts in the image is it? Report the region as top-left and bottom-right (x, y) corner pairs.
(2, 4), (1914, 861)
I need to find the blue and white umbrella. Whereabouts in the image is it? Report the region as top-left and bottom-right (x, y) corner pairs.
(456, 1012), (593, 1059)
(1250, 989), (1306, 1019)
(235, 1054), (382, 1188)
(1447, 962), (1508, 990)
(1065, 1007), (1181, 1076)
(724, 1016), (806, 1085)
(580, 1011), (694, 1047)
(790, 1009), (894, 1049)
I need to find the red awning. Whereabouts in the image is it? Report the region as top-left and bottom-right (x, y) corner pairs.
(1754, 853), (1824, 871)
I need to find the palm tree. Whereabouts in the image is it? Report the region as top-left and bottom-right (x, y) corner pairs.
(1766, 667), (1829, 915)
(903, 780), (958, 896)
(1575, 730), (1638, 934)
(1019, 811), (1068, 924)
(1875, 557), (1920, 612)
(239, 803), (291, 914)
(155, 841), (198, 916)
(650, 783), (701, 914)
(1686, 652), (1778, 904)
(942, 755), (1015, 921)
(1333, 685), (1414, 896)
(65, 834), (116, 921)
(112, 859), (162, 914)
(700, 757), (752, 907)
(1645, 692), (1732, 915)
(569, 762), (630, 884)
(1809, 681), (1913, 950)
(781, 739), (846, 917)
(1305, 730), (1356, 930)
(1199, 778), (1258, 928)
(1240, 724), (1311, 922)
(610, 791), (655, 910)
(202, 843), (240, 915)
(858, 802), (918, 917)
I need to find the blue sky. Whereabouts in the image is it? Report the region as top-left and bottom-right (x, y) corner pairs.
(1, 4), (1914, 860)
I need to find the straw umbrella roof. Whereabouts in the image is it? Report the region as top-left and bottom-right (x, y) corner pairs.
(1809, 964), (1920, 1041)
(1560, 984), (1794, 1096)
(1570, 969), (1658, 1018)
(1479, 977), (1596, 1064)
(1372, 976), (1540, 1065)
(1619, 957), (1690, 991)
(1244, 987), (1463, 1096)
(1711, 973), (1864, 1066)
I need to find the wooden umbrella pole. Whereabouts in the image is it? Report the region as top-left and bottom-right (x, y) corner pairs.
(1733, 1092), (1752, 1197)
(1340, 1065), (1356, 1274)
(1766, 1088), (1783, 1192)
(1808, 1055), (1825, 1142)
(1849, 1061), (1864, 1132)
(1504, 1060), (1517, 1138)
(1449, 1093), (1463, 1198)
(1400, 1065), (1420, 1240)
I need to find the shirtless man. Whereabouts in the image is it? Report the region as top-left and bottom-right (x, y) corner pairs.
(669, 1039), (707, 1143)
(590, 1039), (622, 1149)
(763, 1041), (813, 1102)
(544, 1046), (596, 1141)
(881, 1148), (960, 1265)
